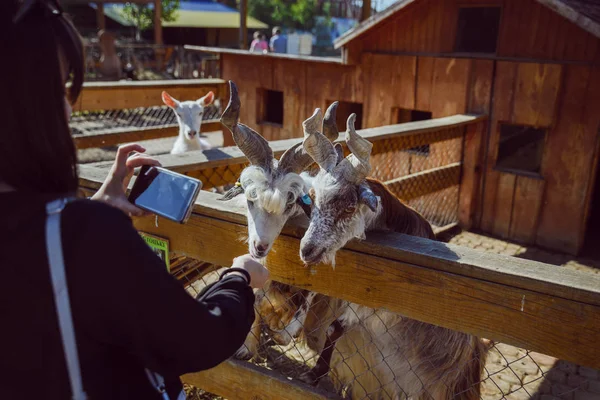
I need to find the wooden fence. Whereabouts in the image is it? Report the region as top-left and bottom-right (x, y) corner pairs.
(71, 79), (227, 149)
(76, 116), (600, 399)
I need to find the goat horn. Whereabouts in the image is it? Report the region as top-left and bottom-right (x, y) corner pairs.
(302, 108), (338, 172)
(335, 114), (372, 184)
(221, 81), (273, 170)
(322, 101), (339, 142)
(277, 142), (314, 175)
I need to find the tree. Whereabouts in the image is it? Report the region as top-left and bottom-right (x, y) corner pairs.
(248, 0), (322, 32)
(122, 0), (180, 41)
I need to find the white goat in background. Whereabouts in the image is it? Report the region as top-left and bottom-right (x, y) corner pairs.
(161, 90), (214, 154)
(218, 81), (340, 359)
(297, 112), (488, 399)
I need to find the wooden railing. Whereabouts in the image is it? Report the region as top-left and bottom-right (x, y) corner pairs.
(71, 79), (227, 149)
(74, 116), (600, 399)
(84, 114), (484, 229)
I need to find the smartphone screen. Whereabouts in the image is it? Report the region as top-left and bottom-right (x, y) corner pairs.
(129, 166), (201, 223)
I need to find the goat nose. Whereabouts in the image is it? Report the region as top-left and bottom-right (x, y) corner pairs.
(255, 243), (268, 252)
(189, 130), (197, 137)
(301, 243), (316, 259)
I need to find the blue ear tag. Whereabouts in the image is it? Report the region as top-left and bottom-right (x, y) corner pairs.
(301, 194), (312, 205)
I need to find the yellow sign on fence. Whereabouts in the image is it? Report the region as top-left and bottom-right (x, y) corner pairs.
(139, 232), (170, 272)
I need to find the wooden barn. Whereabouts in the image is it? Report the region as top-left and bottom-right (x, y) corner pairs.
(195, 0), (600, 256)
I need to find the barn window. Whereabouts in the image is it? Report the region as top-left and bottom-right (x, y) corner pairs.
(257, 89), (284, 126)
(455, 7), (501, 53)
(332, 100), (364, 132)
(496, 124), (546, 174)
(393, 108), (433, 156)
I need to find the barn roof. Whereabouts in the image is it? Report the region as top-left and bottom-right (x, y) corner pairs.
(334, 0), (600, 49)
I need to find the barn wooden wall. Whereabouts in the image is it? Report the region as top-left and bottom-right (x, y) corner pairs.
(219, 0), (600, 254)
(356, 0), (599, 63)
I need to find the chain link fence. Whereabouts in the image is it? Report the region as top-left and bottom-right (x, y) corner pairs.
(70, 104), (222, 137)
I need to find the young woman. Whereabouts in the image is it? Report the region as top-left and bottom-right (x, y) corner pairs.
(0, 1), (269, 399)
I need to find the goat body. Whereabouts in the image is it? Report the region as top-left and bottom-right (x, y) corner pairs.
(161, 90), (214, 154)
(300, 179), (487, 400)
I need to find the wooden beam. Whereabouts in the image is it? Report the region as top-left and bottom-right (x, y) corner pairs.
(96, 3), (106, 31)
(361, 0), (371, 22)
(77, 164), (600, 369)
(385, 162), (462, 201)
(239, 0), (247, 49)
(182, 359), (338, 400)
(74, 79), (225, 112)
(73, 121), (221, 149)
(154, 0), (163, 45)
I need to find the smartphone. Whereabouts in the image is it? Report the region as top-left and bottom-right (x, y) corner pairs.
(128, 166), (202, 224)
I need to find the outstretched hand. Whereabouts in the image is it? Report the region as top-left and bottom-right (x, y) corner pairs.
(91, 144), (161, 217)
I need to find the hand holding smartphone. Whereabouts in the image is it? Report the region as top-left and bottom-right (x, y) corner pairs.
(128, 166), (202, 224)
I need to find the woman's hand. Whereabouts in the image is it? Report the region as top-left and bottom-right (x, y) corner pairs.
(91, 144), (160, 217)
(231, 254), (270, 289)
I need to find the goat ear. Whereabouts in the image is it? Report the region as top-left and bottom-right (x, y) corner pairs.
(359, 184), (378, 212)
(219, 184), (244, 201)
(198, 91), (215, 107)
(162, 91), (179, 108)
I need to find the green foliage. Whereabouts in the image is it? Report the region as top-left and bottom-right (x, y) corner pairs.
(122, 0), (180, 34)
(248, 0), (325, 32)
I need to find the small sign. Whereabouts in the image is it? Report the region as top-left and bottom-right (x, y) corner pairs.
(139, 232), (170, 272)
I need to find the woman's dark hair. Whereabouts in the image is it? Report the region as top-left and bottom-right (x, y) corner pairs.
(0, 0), (84, 194)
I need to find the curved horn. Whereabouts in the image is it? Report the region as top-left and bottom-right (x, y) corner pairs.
(277, 142), (315, 175)
(302, 108), (338, 172)
(335, 114), (373, 183)
(221, 81), (273, 169)
(322, 101), (339, 142)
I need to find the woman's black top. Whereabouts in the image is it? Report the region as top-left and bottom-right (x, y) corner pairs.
(0, 192), (255, 399)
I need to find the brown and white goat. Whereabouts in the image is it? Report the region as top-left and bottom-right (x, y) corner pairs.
(218, 81), (338, 359)
(298, 111), (488, 399)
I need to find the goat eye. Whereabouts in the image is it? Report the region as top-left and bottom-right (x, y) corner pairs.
(344, 206), (356, 214)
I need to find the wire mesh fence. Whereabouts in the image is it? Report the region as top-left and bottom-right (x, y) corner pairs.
(179, 268), (597, 400)
(70, 103), (222, 137)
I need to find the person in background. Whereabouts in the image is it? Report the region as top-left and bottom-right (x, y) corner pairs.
(249, 31), (268, 53)
(0, 0), (269, 399)
(269, 26), (287, 54)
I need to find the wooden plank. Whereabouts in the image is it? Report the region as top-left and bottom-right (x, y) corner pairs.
(492, 172), (517, 239)
(364, 54), (416, 128)
(273, 59), (307, 139)
(512, 63), (562, 127)
(182, 359), (337, 400)
(429, 57), (471, 117)
(415, 56), (435, 111)
(536, 66), (600, 254)
(75, 79), (226, 112)
(480, 61), (517, 232)
(458, 122), (485, 229)
(70, 186), (600, 369)
(385, 162), (461, 201)
(73, 121), (221, 149)
(509, 176), (546, 243)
